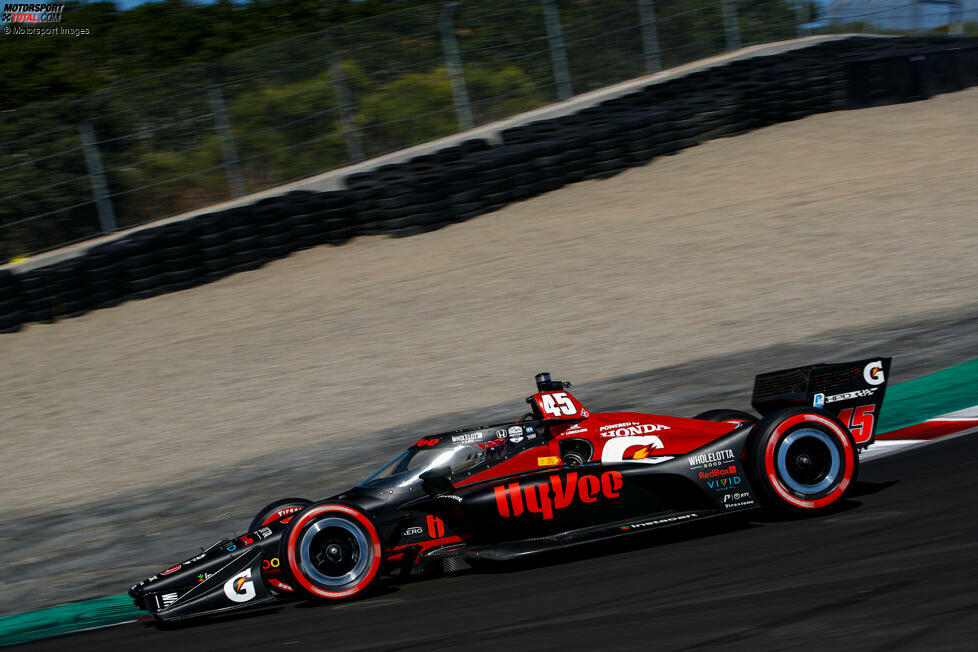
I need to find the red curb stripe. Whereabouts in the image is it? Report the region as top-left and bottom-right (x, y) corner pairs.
(876, 419), (978, 441)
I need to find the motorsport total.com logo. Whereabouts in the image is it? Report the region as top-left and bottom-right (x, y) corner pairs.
(1, 2), (63, 22)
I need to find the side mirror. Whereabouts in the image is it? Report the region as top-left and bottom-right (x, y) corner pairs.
(419, 466), (455, 497)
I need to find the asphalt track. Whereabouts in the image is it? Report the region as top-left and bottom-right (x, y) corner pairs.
(18, 429), (978, 651)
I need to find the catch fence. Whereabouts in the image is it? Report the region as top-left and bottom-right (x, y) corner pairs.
(1, 0), (975, 259)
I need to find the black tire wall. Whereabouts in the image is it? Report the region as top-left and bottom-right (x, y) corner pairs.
(2, 37), (976, 331)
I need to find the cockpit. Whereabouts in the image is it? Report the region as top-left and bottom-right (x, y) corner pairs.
(359, 444), (486, 488)
(358, 423), (543, 489)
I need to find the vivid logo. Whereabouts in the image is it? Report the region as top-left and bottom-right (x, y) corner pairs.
(706, 475), (742, 491)
(494, 471), (623, 520)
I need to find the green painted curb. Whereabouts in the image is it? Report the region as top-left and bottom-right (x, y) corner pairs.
(878, 358), (978, 433)
(0, 594), (144, 647)
(0, 358), (974, 646)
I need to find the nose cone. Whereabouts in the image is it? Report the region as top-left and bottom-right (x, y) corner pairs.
(129, 547), (228, 604)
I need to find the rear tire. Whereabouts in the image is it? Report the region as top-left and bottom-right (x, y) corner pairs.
(248, 497), (312, 532)
(280, 502), (383, 601)
(694, 408), (758, 427)
(745, 407), (858, 514)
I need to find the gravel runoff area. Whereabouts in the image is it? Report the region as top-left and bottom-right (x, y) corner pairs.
(1, 88), (977, 522)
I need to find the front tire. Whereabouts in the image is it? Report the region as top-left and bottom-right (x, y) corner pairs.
(280, 502), (383, 601)
(248, 497), (312, 532)
(746, 407), (858, 514)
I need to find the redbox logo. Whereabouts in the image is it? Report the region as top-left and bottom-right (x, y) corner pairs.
(698, 465), (738, 479)
(494, 470), (623, 520)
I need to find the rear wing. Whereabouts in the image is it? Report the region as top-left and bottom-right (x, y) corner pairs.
(751, 358), (892, 446)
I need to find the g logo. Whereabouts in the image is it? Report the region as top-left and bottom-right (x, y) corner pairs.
(863, 361), (885, 386)
(223, 568), (256, 603)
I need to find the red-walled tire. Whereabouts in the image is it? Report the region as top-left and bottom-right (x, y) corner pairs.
(248, 497), (312, 532)
(279, 502), (383, 601)
(746, 407), (858, 514)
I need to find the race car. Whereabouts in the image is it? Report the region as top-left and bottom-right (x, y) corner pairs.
(130, 357), (891, 620)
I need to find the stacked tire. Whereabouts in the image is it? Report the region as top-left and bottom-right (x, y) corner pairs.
(4, 37), (977, 334)
(346, 139), (491, 236)
(0, 270), (25, 333)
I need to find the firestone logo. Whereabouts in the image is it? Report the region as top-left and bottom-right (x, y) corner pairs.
(494, 470), (623, 520)
(1, 3), (63, 22)
(274, 506), (304, 520)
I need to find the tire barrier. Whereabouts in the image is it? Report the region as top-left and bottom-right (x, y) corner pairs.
(1, 36), (975, 333)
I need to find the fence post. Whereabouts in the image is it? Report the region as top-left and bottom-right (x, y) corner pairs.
(207, 85), (246, 199)
(541, 0), (573, 101)
(951, 1), (964, 34)
(78, 121), (117, 234)
(637, 0), (662, 74)
(721, 0), (741, 51)
(795, 2), (809, 37)
(439, 2), (474, 131)
(324, 30), (366, 164)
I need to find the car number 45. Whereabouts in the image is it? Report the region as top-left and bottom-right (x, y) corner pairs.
(541, 392), (577, 417)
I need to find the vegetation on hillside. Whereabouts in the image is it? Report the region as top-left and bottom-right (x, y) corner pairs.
(5, 0), (916, 259)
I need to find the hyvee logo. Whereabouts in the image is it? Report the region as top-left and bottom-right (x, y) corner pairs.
(494, 471), (623, 520)
(600, 423), (670, 438)
(1, 3), (63, 22)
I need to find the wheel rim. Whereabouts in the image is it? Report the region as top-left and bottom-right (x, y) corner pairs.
(298, 517), (371, 590)
(775, 428), (841, 495)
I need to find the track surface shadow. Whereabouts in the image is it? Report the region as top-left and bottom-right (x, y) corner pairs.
(17, 432), (977, 651)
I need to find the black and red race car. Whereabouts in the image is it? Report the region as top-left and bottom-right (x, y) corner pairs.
(130, 357), (891, 620)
